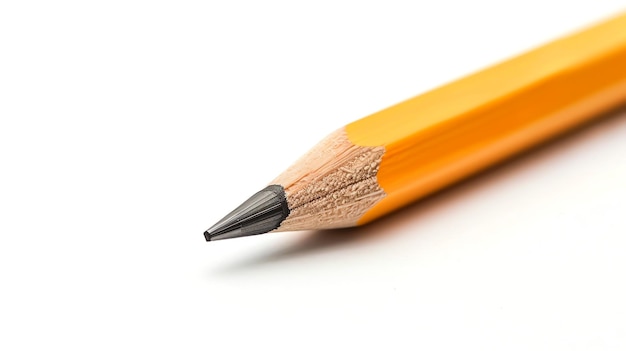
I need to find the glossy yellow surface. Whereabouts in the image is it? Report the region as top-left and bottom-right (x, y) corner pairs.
(346, 13), (626, 224)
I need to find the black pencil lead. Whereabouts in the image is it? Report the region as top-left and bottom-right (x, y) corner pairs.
(204, 185), (290, 241)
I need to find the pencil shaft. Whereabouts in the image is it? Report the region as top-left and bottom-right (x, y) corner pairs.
(347, 12), (626, 224)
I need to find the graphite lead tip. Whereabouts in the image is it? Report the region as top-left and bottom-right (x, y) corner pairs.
(203, 185), (290, 242)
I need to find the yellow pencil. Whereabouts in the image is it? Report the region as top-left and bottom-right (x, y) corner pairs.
(204, 13), (626, 241)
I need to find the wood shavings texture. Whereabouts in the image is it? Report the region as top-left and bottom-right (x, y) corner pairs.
(272, 128), (386, 231)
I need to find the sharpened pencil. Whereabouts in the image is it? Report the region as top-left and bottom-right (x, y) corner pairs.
(204, 13), (626, 241)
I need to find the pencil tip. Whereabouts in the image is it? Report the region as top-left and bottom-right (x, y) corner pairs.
(203, 185), (290, 242)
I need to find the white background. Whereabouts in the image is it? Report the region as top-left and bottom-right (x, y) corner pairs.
(1, 1), (626, 350)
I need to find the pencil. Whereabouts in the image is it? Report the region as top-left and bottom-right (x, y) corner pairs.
(204, 13), (626, 241)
